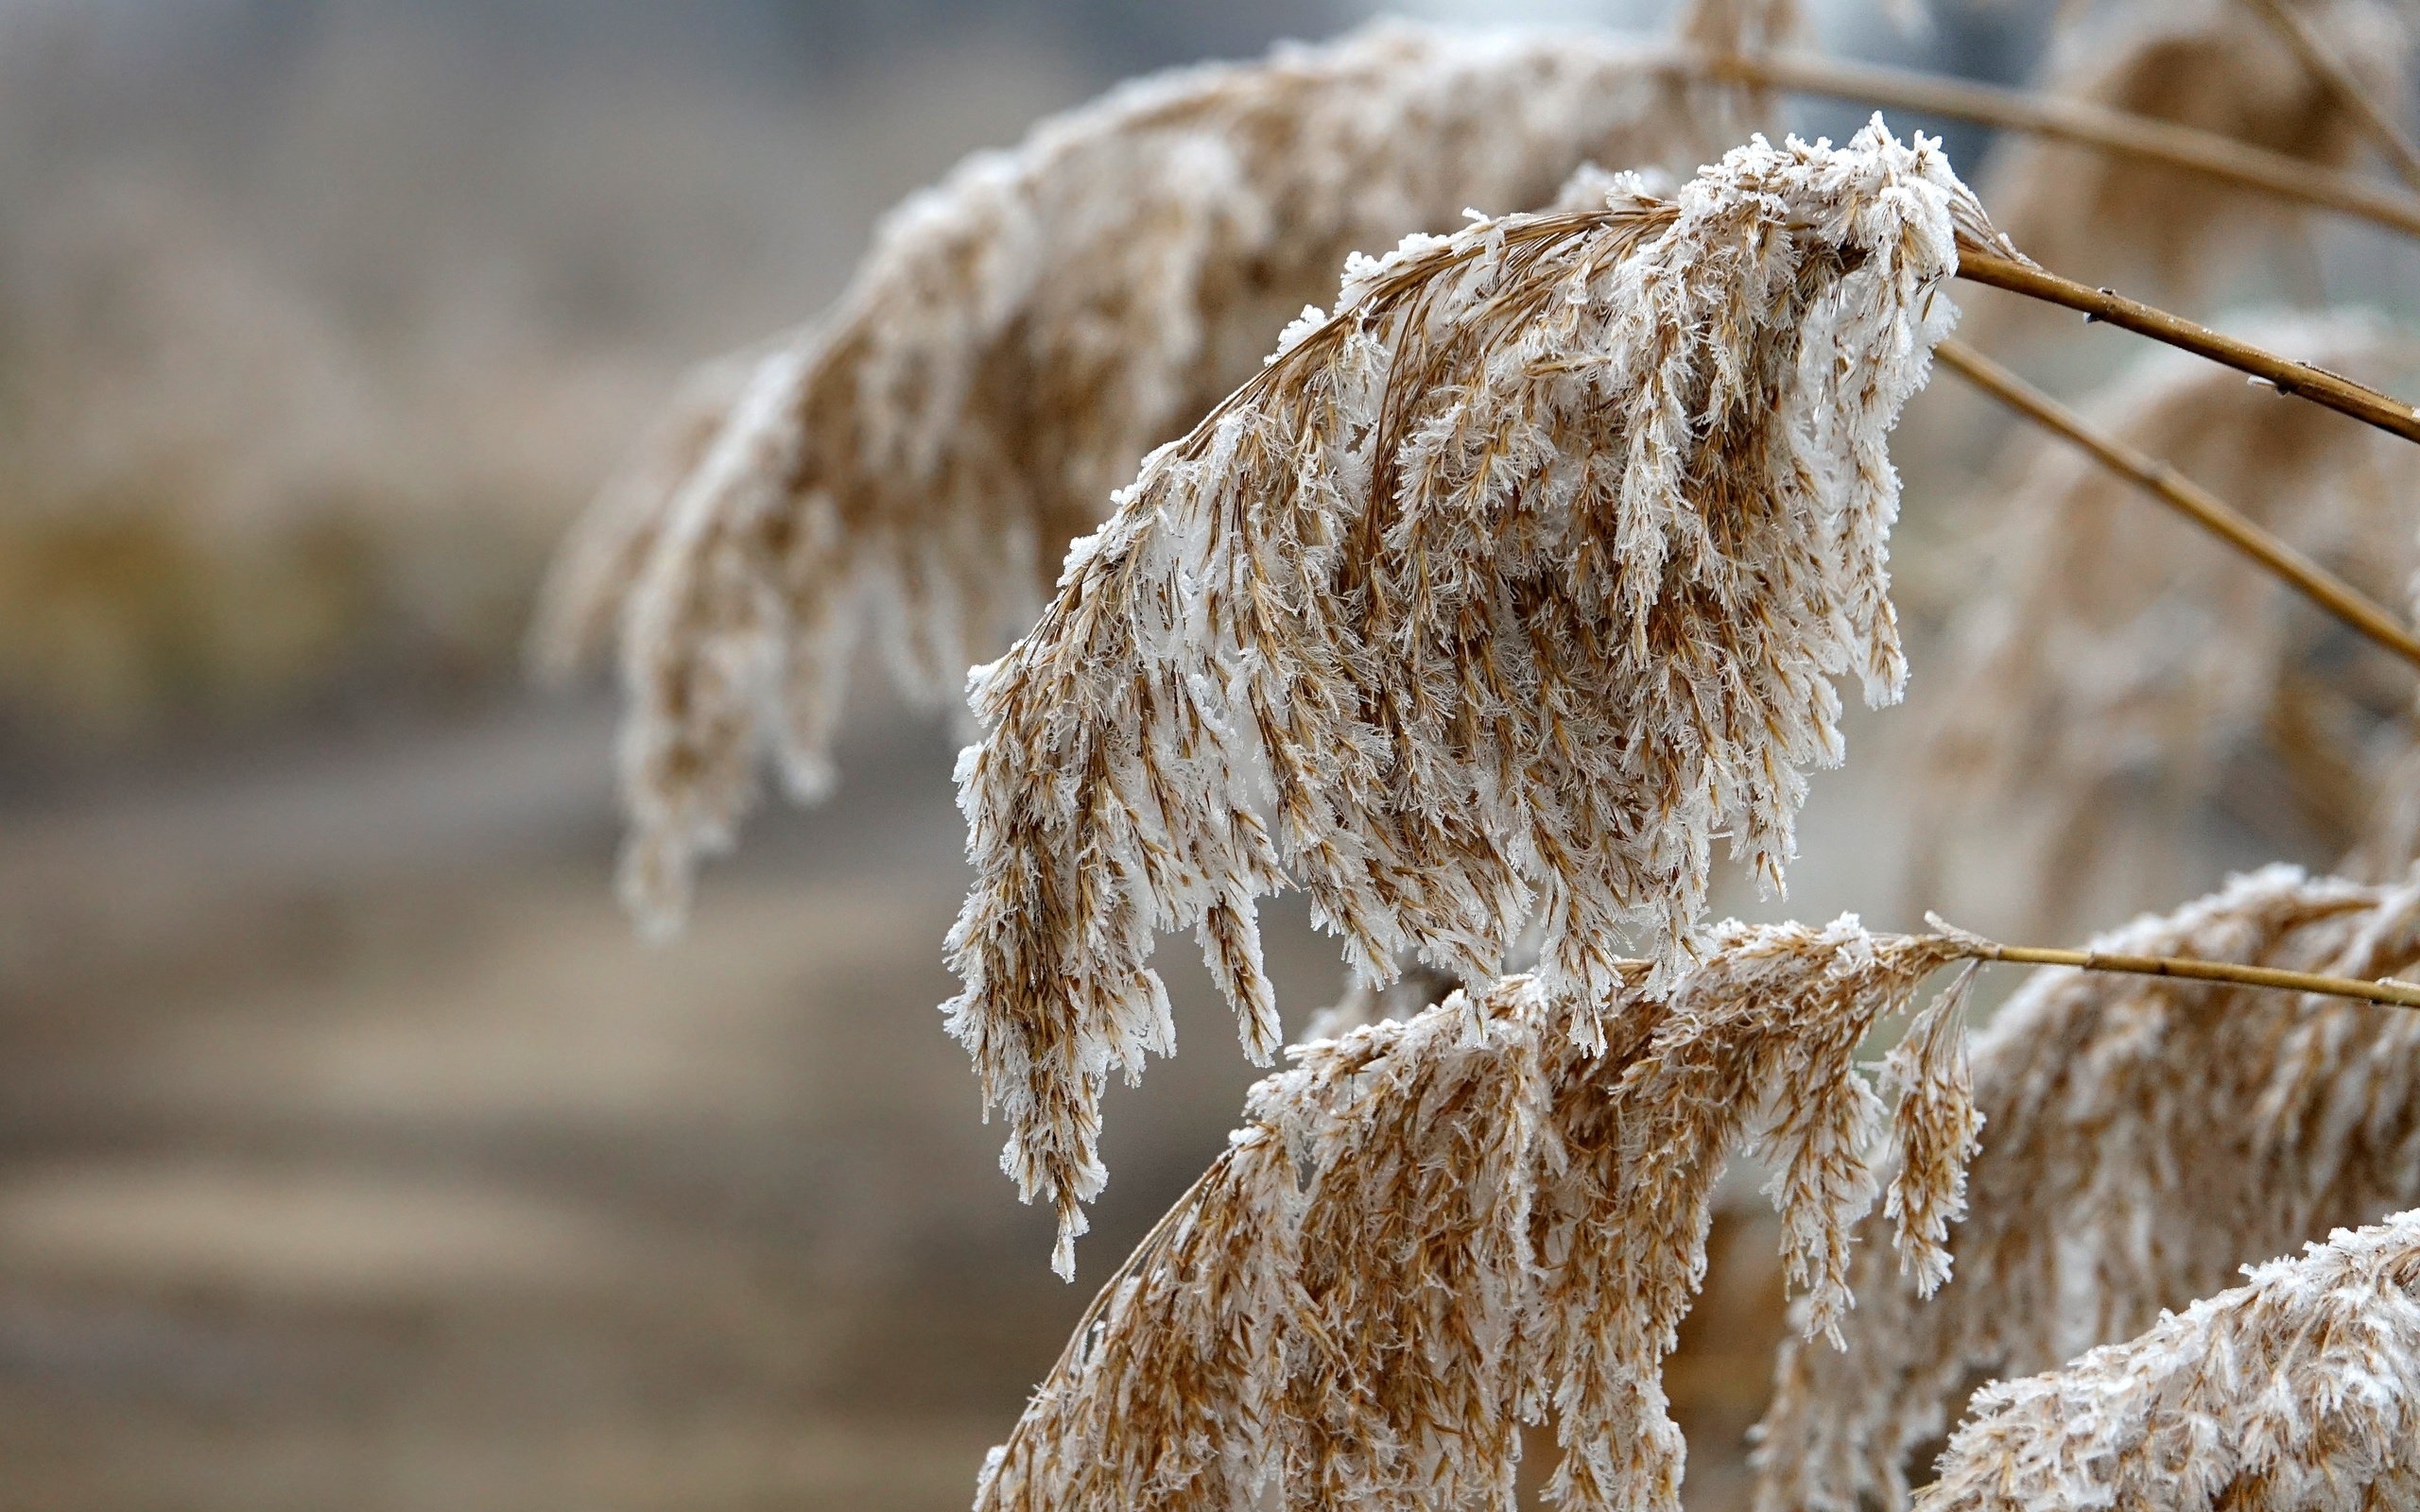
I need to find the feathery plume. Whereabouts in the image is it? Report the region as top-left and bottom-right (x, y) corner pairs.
(946, 121), (2007, 1270)
(1917, 314), (2420, 934)
(551, 21), (1726, 930)
(1752, 865), (2420, 1512)
(1919, 1208), (2420, 1512)
(973, 919), (1965, 1510)
(1979, 0), (2408, 301)
(526, 345), (770, 686)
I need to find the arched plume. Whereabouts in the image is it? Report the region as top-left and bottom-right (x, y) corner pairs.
(1977, 0), (2408, 306)
(973, 919), (1970, 1510)
(538, 21), (1731, 932)
(1916, 315), (2420, 936)
(946, 120), (2007, 1271)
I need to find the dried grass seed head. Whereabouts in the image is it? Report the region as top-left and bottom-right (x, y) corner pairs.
(946, 119), (2008, 1272)
(1976, 0), (2409, 310)
(1753, 865), (2420, 1512)
(544, 20), (1728, 932)
(1918, 1208), (2420, 1512)
(975, 919), (1968, 1512)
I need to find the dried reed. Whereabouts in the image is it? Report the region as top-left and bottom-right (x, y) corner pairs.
(946, 124), (2010, 1271)
(972, 919), (1969, 1512)
(540, 21), (1724, 932)
(1753, 865), (2420, 1512)
(1920, 1206), (2420, 1512)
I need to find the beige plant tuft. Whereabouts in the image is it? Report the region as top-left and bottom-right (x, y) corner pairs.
(536, 21), (1728, 933)
(1919, 1207), (2420, 1512)
(946, 121), (2013, 1272)
(973, 918), (1968, 1511)
(1753, 865), (2420, 1512)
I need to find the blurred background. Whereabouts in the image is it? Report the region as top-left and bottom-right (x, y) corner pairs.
(0, 0), (2385, 1507)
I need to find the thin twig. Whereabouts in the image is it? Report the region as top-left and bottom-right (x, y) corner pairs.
(2239, 0), (2420, 195)
(1665, 48), (2420, 242)
(1948, 936), (2420, 1010)
(1934, 339), (2420, 670)
(1955, 252), (2420, 443)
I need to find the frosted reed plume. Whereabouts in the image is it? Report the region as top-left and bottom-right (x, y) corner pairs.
(527, 346), (769, 685)
(1920, 1208), (2420, 1512)
(543, 21), (1723, 931)
(973, 919), (1969, 1510)
(1753, 865), (2420, 1512)
(1918, 315), (2420, 932)
(1979, 0), (2407, 301)
(946, 122), (2011, 1270)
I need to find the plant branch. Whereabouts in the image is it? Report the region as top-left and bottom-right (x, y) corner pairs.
(2240, 0), (2420, 195)
(1954, 252), (2420, 443)
(1943, 931), (2420, 1011)
(1671, 48), (2420, 242)
(1934, 338), (2420, 670)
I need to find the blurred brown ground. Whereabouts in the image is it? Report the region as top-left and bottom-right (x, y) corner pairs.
(0, 675), (1793, 1511)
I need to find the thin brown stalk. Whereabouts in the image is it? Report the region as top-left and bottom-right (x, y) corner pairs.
(1934, 338), (2420, 670)
(1943, 931), (2420, 1010)
(1684, 47), (2420, 241)
(1955, 252), (2420, 442)
(2241, 0), (2420, 193)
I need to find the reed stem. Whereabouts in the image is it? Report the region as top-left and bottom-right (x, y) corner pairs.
(1934, 338), (2420, 670)
(1668, 48), (2420, 242)
(1954, 252), (2420, 443)
(1954, 937), (2420, 1010)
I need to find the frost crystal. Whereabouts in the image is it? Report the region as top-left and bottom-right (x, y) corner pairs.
(1754, 865), (2420, 1512)
(946, 120), (2009, 1269)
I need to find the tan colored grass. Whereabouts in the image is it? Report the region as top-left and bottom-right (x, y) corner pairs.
(1979, 0), (2408, 300)
(1752, 865), (2420, 1512)
(973, 919), (1968, 1512)
(1915, 314), (2420, 935)
(1919, 1206), (2420, 1512)
(946, 124), (2010, 1272)
(538, 21), (1729, 933)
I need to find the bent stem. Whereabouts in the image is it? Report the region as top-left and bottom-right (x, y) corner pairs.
(1955, 252), (2420, 443)
(2238, 0), (2420, 196)
(1675, 48), (2420, 242)
(1934, 338), (2420, 671)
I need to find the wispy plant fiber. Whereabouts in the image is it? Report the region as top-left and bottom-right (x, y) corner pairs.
(946, 123), (2008, 1271)
(1753, 865), (2420, 1512)
(974, 919), (1968, 1512)
(539, 21), (1725, 932)
(1919, 1207), (2420, 1512)
(1918, 316), (2420, 933)
(1979, 0), (2407, 299)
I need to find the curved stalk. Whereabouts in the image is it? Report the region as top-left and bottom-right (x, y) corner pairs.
(1954, 252), (2420, 443)
(1934, 338), (2420, 670)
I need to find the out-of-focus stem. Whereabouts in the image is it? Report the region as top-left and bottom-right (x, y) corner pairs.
(1935, 338), (2420, 671)
(1954, 253), (2420, 444)
(2239, 0), (2420, 195)
(1670, 48), (2420, 241)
